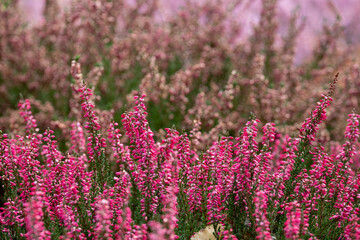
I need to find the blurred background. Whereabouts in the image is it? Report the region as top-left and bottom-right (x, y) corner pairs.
(17, 0), (360, 63)
(2, 0), (360, 154)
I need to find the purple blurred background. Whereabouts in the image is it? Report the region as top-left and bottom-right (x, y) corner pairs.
(18, 0), (360, 63)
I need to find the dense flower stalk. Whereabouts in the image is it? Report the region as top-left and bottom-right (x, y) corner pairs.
(121, 94), (163, 220)
(148, 130), (181, 239)
(299, 94), (332, 144)
(206, 137), (233, 223)
(71, 60), (108, 188)
(18, 99), (38, 134)
(58, 203), (86, 239)
(267, 137), (298, 207)
(299, 74), (338, 145)
(232, 119), (260, 202)
(95, 199), (113, 239)
(284, 201), (309, 239)
(254, 190), (272, 240)
(70, 122), (86, 154)
(24, 186), (51, 240)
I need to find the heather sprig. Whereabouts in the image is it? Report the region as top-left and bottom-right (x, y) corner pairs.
(2, 1), (360, 238)
(283, 201), (308, 239)
(24, 185), (51, 240)
(2, 83), (360, 239)
(71, 60), (112, 191)
(254, 190), (272, 240)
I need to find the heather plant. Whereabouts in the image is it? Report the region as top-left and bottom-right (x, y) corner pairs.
(2, 62), (360, 239)
(1, 0), (360, 147)
(2, 0), (360, 239)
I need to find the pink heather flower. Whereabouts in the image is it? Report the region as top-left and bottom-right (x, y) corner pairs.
(299, 149), (335, 219)
(344, 113), (360, 142)
(58, 203), (86, 240)
(65, 155), (92, 202)
(328, 113), (360, 223)
(0, 123), (46, 228)
(343, 209), (360, 240)
(148, 129), (180, 238)
(79, 86), (106, 161)
(158, 128), (181, 187)
(256, 123), (277, 188)
(18, 99), (38, 134)
(222, 231), (238, 240)
(176, 133), (202, 219)
(121, 94), (164, 219)
(284, 201), (309, 239)
(0, 199), (23, 227)
(232, 119), (261, 202)
(177, 133), (197, 180)
(330, 172), (359, 224)
(267, 137), (298, 206)
(176, 133), (202, 212)
(70, 122), (86, 154)
(187, 159), (208, 212)
(12, 136), (43, 206)
(95, 199), (113, 240)
(299, 94), (332, 144)
(71, 60), (106, 165)
(254, 190), (272, 240)
(24, 187), (51, 240)
(111, 171), (130, 218)
(149, 186), (179, 240)
(336, 113), (360, 165)
(108, 122), (135, 177)
(205, 137), (233, 223)
(41, 129), (63, 167)
(41, 125), (92, 223)
(262, 123), (276, 147)
(130, 224), (148, 239)
(114, 207), (133, 240)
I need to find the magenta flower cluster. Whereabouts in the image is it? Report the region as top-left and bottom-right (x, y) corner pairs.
(1, 65), (360, 240)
